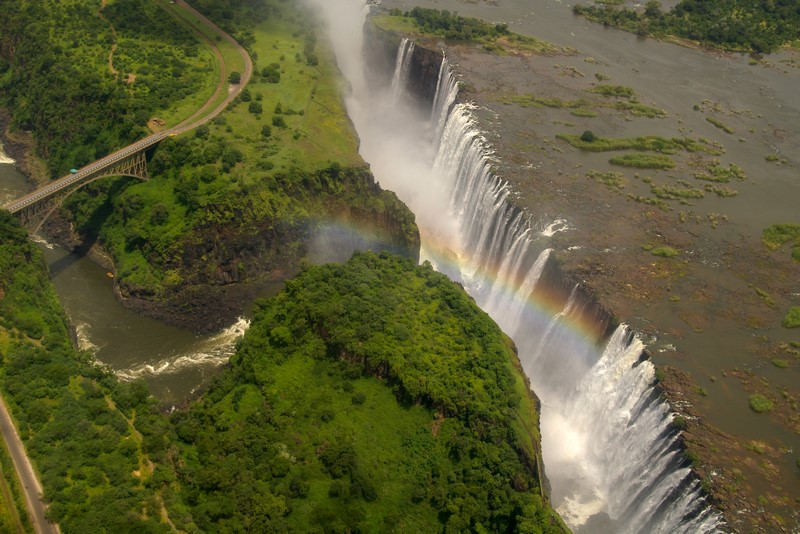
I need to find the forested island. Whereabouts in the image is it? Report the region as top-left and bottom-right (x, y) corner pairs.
(0, 0), (566, 531)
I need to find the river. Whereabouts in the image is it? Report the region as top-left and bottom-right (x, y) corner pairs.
(1, 144), (264, 405)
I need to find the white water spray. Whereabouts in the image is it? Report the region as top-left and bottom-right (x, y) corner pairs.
(0, 142), (14, 165)
(115, 317), (249, 381)
(311, 1), (723, 531)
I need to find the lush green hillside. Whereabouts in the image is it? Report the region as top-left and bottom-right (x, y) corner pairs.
(0, 211), (172, 532)
(573, 0), (800, 53)
(1, 0), (419, 331)
(0, 0), (215, 178)
(164, 252), (566, 533)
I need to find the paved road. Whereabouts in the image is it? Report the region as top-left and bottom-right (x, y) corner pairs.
(2, 0), (253, 215)
(0, 3), (253, 532)
(0, 396), (59, 534)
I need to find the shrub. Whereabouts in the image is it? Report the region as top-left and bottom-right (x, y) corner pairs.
(580, 130), (596, 142)
(748, 394), (774, 413)
(651, 246), (679, 258)
(783, 307), (800, 328)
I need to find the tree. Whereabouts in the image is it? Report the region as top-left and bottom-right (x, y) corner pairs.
(580, 130), (596, 142)
(248, 101), (263, 115)
(229, 71), (241, 84)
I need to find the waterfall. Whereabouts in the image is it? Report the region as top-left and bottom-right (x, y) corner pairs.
(390, 37), (415, 100)
(431, 56), (459, 141)
(421, 55), (724, 533)
(311, 1), (723, 530)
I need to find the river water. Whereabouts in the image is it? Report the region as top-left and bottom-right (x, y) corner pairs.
(1, 144), (261, 405)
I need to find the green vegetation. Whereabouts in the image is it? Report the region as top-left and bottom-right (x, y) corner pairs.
(762, 224), (800, 262)
(573, 0), (800, 53)
(610, 153), (675, 169)
(748, 394), (774, 413)
(693, 161), (745, 182)
(706, 116), (735, 134)
(651, 183), (703, 200)
(0, 437), (31, 534)
(0, 0), (218, 178)
(650, 246), (680, 258)
(13, 0), (418, 310)
(165, 252), (565, 533)
(783, 307), (800, 328)
(1, 220), (567, 531)
(587, 170), (624, 189)
(0, 212), (172, 532)
(498, 88), (665, 118)
(591, 84), (634, 98)
(557, 133), (718, 154)
(373, 8), (557, 54)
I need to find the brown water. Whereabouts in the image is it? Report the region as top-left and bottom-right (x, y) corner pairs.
(1, 154), (266, 406)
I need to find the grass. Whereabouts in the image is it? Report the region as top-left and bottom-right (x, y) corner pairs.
(706, 115), (735, 134)
(500, 95), (590, 109)
(557, 134), (714, 154)
(651, 184), (704, 200)
(586, 170), (624, 189)
(762, 224), (800, 262)
(152, 0), (241, 128)
(748, 394), (774, 413)
(610, 153), (675, 169)
(591, 84), (635, 98)
(613, 101), (666, 118)
(569, 108), (598, 117)
(650, 246), (680, 258)
(190, 12), (361, 172)
(693, 161), (745, 182)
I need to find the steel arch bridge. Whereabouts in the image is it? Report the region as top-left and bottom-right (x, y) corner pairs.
(2, 131), (171, 233)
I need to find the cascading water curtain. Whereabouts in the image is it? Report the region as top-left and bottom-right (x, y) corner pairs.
(419, 53), (724, 534)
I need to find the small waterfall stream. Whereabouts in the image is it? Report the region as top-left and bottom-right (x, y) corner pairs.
(310, 0), (724, 530)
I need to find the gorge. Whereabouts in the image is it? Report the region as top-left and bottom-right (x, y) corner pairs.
(311, 0), (724, 531)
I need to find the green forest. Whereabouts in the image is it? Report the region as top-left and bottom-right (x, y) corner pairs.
(0, 0), (566, 531)
(0, 0), (418, 330)
(573, 0), (800, 53)
(0, 214), (566, 531)
(165, 252), (565, 533)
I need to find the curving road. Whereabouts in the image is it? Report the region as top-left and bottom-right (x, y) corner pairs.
(0, 2), (253, 532)
(2, 0), (253, 216)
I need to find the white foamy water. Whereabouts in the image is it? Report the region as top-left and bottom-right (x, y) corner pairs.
(0, 142), (14, 165)
(114, 317), (249, 380)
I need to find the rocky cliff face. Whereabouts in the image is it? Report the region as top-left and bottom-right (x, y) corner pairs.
(363, 25), (444, 109)
(120, 166), (420, 333)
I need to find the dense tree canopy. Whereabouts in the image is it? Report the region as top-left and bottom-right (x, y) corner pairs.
(574, 0), (800, 53)
(166, 252), (566, 533)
